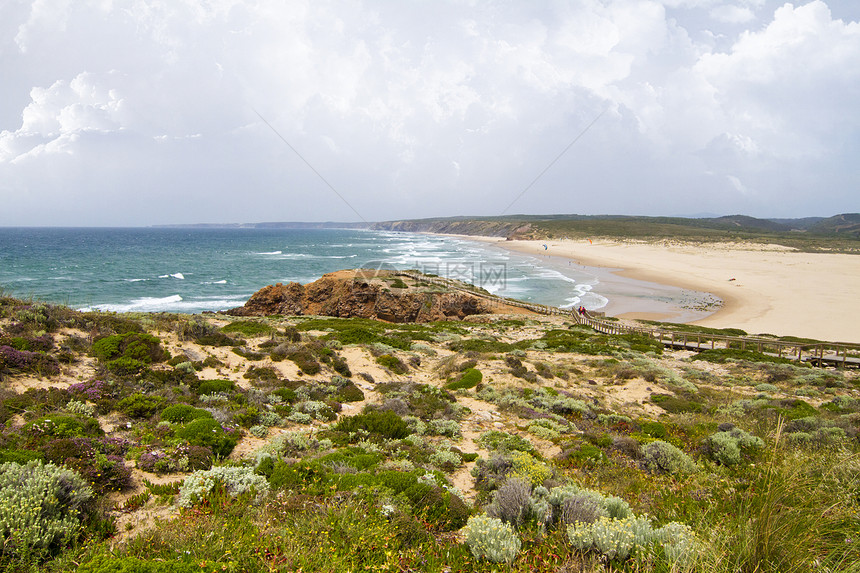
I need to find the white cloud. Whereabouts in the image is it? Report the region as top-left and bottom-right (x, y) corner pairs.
(709, 5), (756, 23)
(0, 0), (857, 225)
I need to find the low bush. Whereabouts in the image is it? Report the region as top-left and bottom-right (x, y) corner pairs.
(486, 478), (533, 528)
(703, 427), (764, 466)
(25, 414), (102, 440)
(476, 430), (536, 454)
(642, 440), (696, 475)
(335, 410), (410, 440)
(117, 393), (166, 419)
(376, 354), (408, 374)
(444, 367), (482, 391)
(509, 450), (552, 486)
(195, 379), (235, 396)
(287, 349), (321, 375)
(0, 460), (93, 552)
(693, 348), (796, 365)
(461, 514), (521, 563)
(42, 437), (132, 493)
(160, 404), (213, 424)
(568, 515), (699, 565)
(220, 320), (273, 337)
(91, 332), (165, 364)
(0, 345), (60, 376)
(175, 419), (238, 458)
(177, 466), (270, 508)
(137, 445), (213, 474)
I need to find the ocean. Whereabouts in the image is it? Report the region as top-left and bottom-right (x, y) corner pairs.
(0, 227), (712, 320)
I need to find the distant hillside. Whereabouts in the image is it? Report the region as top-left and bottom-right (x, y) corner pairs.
(807, 213), (860, 237)
(372, 213), (860, 251)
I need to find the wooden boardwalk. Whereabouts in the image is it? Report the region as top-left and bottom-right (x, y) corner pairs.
(397, 271), (860, 368)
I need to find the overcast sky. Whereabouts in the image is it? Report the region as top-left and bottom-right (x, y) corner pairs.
(1, 0), (858, 226)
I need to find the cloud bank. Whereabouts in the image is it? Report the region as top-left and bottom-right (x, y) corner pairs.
(1, 0), (858, 225)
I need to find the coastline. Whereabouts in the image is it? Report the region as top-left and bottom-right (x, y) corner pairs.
(495, 238), (860, 344)
(436, 233), (722, 324)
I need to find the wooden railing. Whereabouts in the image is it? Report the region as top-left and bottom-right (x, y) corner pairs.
(397, 270), (860, 368)
(577, 312), (860, 368)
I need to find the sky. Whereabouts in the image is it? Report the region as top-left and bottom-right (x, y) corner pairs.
(1, 0), (859, 226)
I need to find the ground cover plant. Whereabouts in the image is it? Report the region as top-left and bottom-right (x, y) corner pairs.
(0, 295), (857, 572)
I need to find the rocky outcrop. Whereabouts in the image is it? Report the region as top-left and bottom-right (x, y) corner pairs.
(226, 273), (491, 322)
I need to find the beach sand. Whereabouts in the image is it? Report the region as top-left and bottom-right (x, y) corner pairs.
(491, 238), (860, 344)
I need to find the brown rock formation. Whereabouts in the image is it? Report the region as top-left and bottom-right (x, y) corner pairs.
(226, 271), (491, 322)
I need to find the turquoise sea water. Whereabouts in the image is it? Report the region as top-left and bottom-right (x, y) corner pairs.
(0, 227), (613, 314)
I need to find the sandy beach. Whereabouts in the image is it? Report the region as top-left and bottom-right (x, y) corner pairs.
(490, 238), (860, 344)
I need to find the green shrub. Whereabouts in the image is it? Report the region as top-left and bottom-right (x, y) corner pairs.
(220, 320), (273, 337)
(160, 404), (213, 424)
(195, 379), (235, 396)
(461, 514), (521, 563)
(0, 448), (43, 465)
(272, 387), (298, 403)
(444, 368), (482, 391)
(335, 381), (365, 403)
(376, 354), (408, 374)
(693, 348), (796, 365)
(176, 419), (238, 458)
(287, 349), (321, 375)
(642, 440), (696, 475)
(650, 393), (705, 414)
(25, 414), (102, 440)
(335, 410), (410, 440)
(0, 460), (93, 552)
(117, 393), (166, 419)
(232, 406), (261, 428)
(177, 466), (269, 508)
(703, 427), (764, 466)
(755, 383), (779, 393)
(476, 430), (536, 454)
(780, 399), (818, 420)
(640, 420), (668, 439)
(331, 355), (352, 377)
(427, 418), (462, 438)
(91, 332), (165, 363)
(560, 443), (607, 467)
(568, 515), (699, 565)
(105, 356), (148, 376)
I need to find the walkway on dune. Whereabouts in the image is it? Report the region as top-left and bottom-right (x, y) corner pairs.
(397, 271), (860, 369)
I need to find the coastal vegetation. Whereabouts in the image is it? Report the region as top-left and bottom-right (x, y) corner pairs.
(372, 212), (860, 253)
(0, 292), (859, 572)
